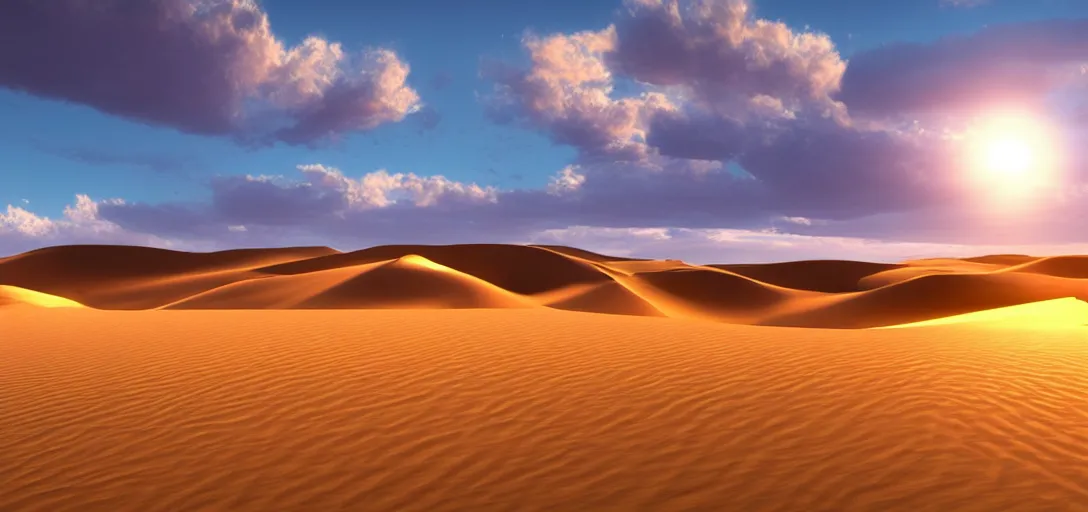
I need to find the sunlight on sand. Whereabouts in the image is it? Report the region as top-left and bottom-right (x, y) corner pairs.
(0, 285), (86, 308)
(879, 297), (1088, 329)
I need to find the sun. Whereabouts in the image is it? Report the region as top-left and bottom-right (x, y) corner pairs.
(980, 133), (1034, 179)
(963, 110), (1059, 201)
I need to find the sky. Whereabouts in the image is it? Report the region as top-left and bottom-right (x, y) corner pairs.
(1, 0), (1087, 263)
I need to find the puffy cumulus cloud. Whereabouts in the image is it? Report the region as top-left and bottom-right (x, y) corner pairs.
(483, 0), (849, 162)
(1, 195), (179, 255)
(838, 19), (1088, 117)
(0, 0), (421, 145)
(478, 0), (1088, 247)
(482, 27), (675, 160)
(607, 0), (846, 115)
(95, 164), (500, 237)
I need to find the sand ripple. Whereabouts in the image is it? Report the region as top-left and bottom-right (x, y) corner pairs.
(3, 309), (1088, 511)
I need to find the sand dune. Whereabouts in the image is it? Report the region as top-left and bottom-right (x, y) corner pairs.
(167, 255), (536, 310)
(1002, 255), (1088, 279)
(713, 260), (903, 293)
(881, 297), (1088, 329)
(0, 245), (339, 309)
(767, 271), (1088, 329)
(4, 308), (1088, 511)
(5, 244), (1088, 510)
(2, 244), (1087, 328)
(0, 285), (86, 308)
(257, 243), (614, 296)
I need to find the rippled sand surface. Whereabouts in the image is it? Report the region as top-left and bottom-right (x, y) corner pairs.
(4, 308), (1088, 511)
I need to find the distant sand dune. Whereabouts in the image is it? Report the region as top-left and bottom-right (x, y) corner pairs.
(1002, 255), (1088, 279)
(167, 255), (536, 310)
(713, 260), (903, 293)
(0, 245), (337, 309)
(3, 309), (1088, 511)
(768, 271), (1088, 329)
(2, 244), (1087, 328)
(257, 244), (614, 296)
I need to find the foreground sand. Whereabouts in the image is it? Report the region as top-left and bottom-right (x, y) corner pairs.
(4, 309), (1088, 511)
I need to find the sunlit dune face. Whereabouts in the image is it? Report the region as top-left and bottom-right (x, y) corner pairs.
(962, 111), (1061, 204)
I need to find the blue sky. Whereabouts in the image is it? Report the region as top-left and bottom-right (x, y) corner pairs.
(2, 0), (1087, 262)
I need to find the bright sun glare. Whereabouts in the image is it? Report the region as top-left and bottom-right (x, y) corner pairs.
(964, 111), (1060, 202)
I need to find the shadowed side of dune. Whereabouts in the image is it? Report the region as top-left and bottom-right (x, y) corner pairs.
(625, 268), (802, 322)
(0, 245), (339, 309)
(711, 260), (902, 293)
(168, 255), (536, 310)
(540, 281), (666, 317)
(257, 244), (615, 295)
(765, 272), (1088, 329)
(0, 285), (86, 309)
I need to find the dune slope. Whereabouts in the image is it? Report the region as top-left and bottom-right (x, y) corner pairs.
(167, 255), (535, 310)
(0, 245), (339, 309)
(881, 297), (1088, 329)
(0, 285), (86, 308)
(767, 271), (1088, 329)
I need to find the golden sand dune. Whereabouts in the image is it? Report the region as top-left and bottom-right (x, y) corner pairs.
(2, 244), (1087, 328)
(3, 309), (1088, 511)
(881, 297), (1088, 329)
(767, 271), (1088, 329)
(257, 243), (615, 295)
(167, 255), (536, 310)
(0, 284), (85, 308)
(0, 245), (339, 309)
(1002, 255), (1088, 279)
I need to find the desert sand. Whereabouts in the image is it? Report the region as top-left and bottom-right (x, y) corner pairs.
(2, 244), (1088, 511)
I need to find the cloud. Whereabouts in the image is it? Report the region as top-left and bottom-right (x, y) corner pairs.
(481, 27), (674, 161)
(1, 195), (180, 255)
(0, 0), (421, 146)
(5, 0), (1088, 260)
(431, 70), (454, 91)
(475, 0), (1088, 242)
(940, 0), (989, 8)
(838, 19), (1088, 117)
(9, 193), (1088, 264)
(526, 225), (1088, 264)
(606, 0), (846, 114)
(34, 143), (198, 176)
